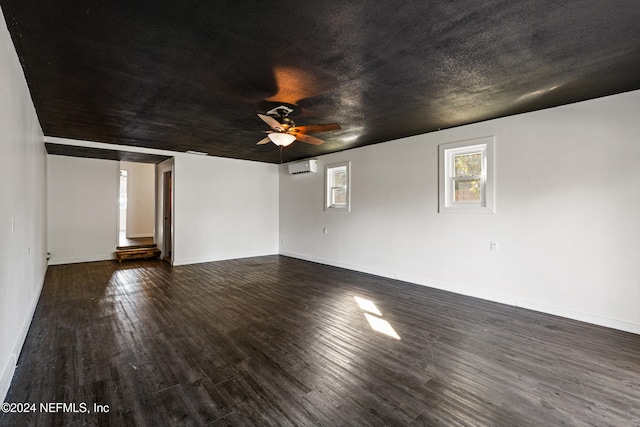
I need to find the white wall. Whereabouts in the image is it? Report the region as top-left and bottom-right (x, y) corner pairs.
(43, 147), (280, 266)
(172, 153), (279, 265)
(47, 155), (118, 264)
(121, 161), (155, 238)
(280, 90), (640, 334)
(0, 9), (47, 402)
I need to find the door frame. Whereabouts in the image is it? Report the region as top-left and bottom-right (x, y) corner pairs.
(156, 159), (174, 263)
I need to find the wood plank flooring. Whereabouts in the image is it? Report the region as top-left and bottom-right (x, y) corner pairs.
(2, 255), (640, 426)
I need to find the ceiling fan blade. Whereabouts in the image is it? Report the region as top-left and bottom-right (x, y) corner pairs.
(292, 123), (341, 133)
(296, 133), (325, 146)
(257, 114), (284, 132)
(256, 136), (271, 145)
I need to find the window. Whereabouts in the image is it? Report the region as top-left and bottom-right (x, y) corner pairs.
(439, 136), (495, 213)
(325, 161), (350, 211)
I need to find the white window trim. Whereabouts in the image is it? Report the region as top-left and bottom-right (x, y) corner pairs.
(439, 136), (495, 214)
(325, 161), (351, 212)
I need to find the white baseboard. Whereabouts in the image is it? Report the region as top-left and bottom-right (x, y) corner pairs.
(514, 299), (640, 335)
(48, 254), (114, 265)
(0, 355), (17, 404)
(0, 267), (46, 402)
(279, 251), (397, 280)
(279, 251), (640, 335)
(173, 250), (279, 267)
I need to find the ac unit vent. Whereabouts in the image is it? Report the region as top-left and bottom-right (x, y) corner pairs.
(288, 159), (318, 175)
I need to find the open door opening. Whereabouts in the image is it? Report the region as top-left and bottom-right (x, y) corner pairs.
(117, 162), (156, 249)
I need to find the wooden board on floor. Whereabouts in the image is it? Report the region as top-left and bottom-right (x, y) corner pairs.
(115, 248), (161, 263)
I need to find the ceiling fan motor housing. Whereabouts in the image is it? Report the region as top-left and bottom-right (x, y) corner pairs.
(279, 116), (295, 129)
(266, 105), (294, 118)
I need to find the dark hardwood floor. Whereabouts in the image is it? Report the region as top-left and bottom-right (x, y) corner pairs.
(2, 256), (640, 426)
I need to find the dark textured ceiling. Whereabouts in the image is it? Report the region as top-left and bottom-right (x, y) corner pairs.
(3, 1), (640, 164)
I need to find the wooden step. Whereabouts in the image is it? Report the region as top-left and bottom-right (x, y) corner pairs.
(116, 243), (157, 251)
(115, 247), (161, 263)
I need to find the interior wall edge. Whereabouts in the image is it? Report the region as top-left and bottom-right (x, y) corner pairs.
(44, 136), (179, 157)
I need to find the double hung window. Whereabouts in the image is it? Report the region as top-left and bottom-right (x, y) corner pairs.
(325, 161), (350, 211)
(439, 137), (495, 213)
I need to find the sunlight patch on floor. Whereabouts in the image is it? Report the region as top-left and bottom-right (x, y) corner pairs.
(354, 296), (400, 340)
(364, 313), (401, 340)
(354, 295), (382, 316)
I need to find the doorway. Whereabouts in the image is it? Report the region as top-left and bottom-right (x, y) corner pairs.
(118, 162), (156, 249)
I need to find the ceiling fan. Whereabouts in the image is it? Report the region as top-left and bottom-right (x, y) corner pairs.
(256, 105), (341, 147)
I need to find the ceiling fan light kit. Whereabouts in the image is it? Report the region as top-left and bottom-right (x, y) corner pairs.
(268, 132), (296, 146)
(256, 105), (341, 148)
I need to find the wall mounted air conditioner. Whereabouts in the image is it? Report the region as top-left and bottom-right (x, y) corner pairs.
(288, 159), (318, 175)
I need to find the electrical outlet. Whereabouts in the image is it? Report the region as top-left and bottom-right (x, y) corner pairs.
(323, 227), (328, 234)
(490, 241), (498, 251)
